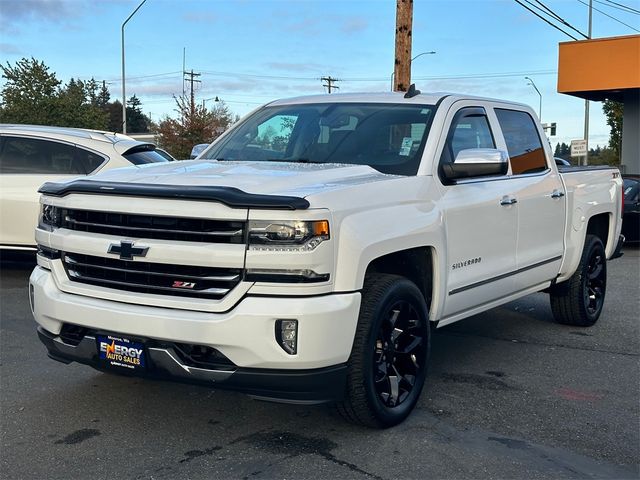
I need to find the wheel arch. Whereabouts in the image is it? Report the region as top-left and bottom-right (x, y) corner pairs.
(363, 246), (437, 319)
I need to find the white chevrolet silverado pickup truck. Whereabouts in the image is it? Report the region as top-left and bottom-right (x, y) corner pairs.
(30, 90), (624, 427)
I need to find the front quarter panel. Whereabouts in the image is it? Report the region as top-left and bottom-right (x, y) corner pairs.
(326, 177), (445, 305)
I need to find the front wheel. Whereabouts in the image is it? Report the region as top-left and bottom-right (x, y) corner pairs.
(550, 234), (607, 326)
(336, 274), (430, 428)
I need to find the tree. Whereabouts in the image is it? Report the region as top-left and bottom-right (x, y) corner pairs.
(57, 77), (108, 129)
(0, 57), (61, 125)
(156, 95), (234, 159)
(97, 82), (110, 108)
(126, 94), (150, 133)
(602, 100), (623, 163)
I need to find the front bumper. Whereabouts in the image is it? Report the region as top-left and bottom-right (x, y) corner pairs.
(31, 264), (361, 403)
(37, 327), (346, 404)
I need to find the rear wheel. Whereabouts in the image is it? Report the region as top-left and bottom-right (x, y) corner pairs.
(550, 234), (607, 326)
(337, 274), (430, 428)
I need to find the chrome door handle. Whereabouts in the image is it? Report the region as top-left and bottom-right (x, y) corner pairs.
(551, 190), (565, 198)
(500, 196), (518, 206)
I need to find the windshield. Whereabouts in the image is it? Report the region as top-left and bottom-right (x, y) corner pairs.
(202, 102), (437, 175)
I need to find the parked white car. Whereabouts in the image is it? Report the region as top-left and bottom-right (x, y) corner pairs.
(0, 124), (170, 249)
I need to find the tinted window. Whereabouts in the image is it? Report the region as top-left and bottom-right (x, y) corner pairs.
(624, 178), (639, 201)
(440, 107), (495, 165)
(0, 136), (86, 174)
(495, 109), (547, 175)
(77, 149), (106, 173)
(123, 146), (170, 165)
(203, 103), (436, 175)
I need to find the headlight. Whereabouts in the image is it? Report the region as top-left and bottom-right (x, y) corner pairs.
(38, 204), (61, 231)
(248, 220), (329, 251)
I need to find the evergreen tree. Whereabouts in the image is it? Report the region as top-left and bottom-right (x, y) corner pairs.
(126, 94), (150, 133)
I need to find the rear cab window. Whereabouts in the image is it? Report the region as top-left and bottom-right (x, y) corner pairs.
(494, 109), (548, 175)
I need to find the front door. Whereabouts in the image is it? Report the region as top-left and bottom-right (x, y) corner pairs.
(436, 103), (519, 320)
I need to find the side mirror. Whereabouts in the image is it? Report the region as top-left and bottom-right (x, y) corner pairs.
(442, 148), (509, 181)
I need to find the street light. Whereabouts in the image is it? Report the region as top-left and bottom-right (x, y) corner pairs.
(390, 51), (436, 91)
(202, 96), (220, 109)
(121, 0), (147, 134)
(524, 76), (542, 122)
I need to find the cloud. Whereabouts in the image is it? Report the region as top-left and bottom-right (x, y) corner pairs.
(287, 17), (321, 33)
(340, 16), (368, 35)
(0, 0), (81, 31)
(263, 62), (327, 73)
(0, 42), (22, 54)
(181, 11), (217, 24)
(278, 14), (368, 37)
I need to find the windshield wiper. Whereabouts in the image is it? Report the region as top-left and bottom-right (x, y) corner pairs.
(265, 158), (323, 164)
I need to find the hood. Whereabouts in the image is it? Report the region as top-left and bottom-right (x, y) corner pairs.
(88, 160), (398, 198)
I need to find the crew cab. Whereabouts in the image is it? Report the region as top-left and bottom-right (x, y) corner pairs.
(30, 90), (624, 427)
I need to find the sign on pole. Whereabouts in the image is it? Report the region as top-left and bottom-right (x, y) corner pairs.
(571, 139), (587, 157)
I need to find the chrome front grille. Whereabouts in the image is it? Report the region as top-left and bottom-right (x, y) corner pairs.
(60, 209), (245, 244)
(62, 252), (242, 299)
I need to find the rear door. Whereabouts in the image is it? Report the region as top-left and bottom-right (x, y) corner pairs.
(493, 108), (565, 289)
(435, 101), (519, 319)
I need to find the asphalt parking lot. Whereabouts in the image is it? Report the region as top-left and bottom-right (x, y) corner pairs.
(1, 248), (638, 480)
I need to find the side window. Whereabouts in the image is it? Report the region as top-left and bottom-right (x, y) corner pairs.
(77, 148), (106, 173)
(0, 136), (86, 174)
(495, 109), (547, 175)
(441, 107), (495, 165)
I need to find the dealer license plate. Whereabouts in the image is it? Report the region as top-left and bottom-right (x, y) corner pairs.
(96, 334), (146, 370)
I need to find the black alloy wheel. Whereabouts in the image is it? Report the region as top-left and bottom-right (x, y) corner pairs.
(337, 274), (430, 428)
(373, 300), (426, 408)
(584, 247), (606, 317)
(550, 234), (607, 327)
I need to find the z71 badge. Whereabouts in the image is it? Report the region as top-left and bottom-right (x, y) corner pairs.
(172, 281), (196, 289)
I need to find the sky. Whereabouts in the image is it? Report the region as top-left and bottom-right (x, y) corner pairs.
(1, 0), (639, 148)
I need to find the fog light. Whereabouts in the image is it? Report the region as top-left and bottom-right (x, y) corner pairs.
(275, 319), (298, 355)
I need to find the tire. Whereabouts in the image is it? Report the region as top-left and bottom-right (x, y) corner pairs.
(550, 234), (607, 327)
(336, 274), (430, 428)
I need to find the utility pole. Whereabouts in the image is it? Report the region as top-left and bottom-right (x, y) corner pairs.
(393, 0), (413, 92)
(321, 76), (340, 93)
(583, 0), (593, 165)
(184, 69), (201, 115)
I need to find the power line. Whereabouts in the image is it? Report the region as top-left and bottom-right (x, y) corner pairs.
(513, 0), (580, 39)
(528, 0), (589, 38)
(603, 0), (640, 14)
(201, 70), (318, 81)
(595, 0), (640, 14)
(106, 71), (182, 83)
(576, 0), (640, 31)
(342, 69), (557, 82)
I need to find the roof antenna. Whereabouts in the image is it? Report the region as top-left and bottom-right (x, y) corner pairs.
(404, 84), (421, 99)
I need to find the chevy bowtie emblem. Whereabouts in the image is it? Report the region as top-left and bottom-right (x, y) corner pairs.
(108, 241), (149, 260)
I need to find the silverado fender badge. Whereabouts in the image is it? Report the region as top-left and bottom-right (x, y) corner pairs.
(107, 241), (149, 260)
